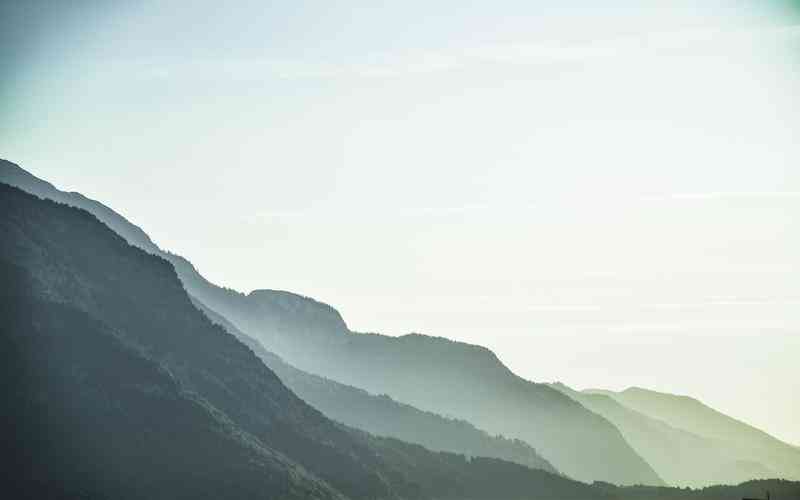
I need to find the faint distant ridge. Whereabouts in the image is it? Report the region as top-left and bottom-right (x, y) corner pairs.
(584, 386), (800, 482)
(550, 382), (779, 487)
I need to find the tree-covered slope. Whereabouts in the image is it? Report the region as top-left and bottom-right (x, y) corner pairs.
(1, 278), (343, 500)
(603, 479), (800, 500)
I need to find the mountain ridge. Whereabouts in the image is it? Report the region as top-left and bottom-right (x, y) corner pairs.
(0, 181), (611, 500)
(551, 382), (780, 486)
(191, 294), (559, 475)
(0, 158), (661, 485)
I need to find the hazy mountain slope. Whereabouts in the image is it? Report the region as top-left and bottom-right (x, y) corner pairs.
(587, 387), (800, 482)
(0, 182), (615, 500)
(0, 158), (662, 486)
(551, 383), (774, 487)
(198, 286), (663, 486)
(0, 159), (161, 255)
(192, 296), (557, 475)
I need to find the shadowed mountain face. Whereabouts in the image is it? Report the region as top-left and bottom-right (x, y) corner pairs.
(1, 285), (344, 500)
(550, 383), (777, 487)
(192, 296), (558, 475)
(0, 159), (662, 486)
(586, 387), (800, 483)
(1, 182), (616, 500)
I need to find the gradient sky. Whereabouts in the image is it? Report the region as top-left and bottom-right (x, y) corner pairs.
(2, 1), (799, 444)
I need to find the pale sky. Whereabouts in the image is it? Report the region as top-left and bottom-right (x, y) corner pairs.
(2, 1), (799, 444)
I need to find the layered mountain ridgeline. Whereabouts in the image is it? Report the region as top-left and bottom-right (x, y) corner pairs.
(0, 182), (611, 500)
(586, 387), (800, 483)
(190, 293), (664, 486)
(550, 383), (776, 487)
(0, 158), (662, 485)
(192, 296), (557, 475)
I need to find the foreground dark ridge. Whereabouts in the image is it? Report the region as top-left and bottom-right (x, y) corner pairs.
(0, 182), (606, 499)
(0, 159), (660, 486)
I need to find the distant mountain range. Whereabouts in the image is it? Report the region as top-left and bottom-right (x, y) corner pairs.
(586, 387), (800, 483)
(550, 383), (784, 487)
(2, 158), (799, 495)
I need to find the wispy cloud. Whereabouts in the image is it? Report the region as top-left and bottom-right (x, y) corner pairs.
(141, 24), (800, 82)
(244, 189), (800, 224)
(642, 191), (800, 202)
(525, 298), (800, 313)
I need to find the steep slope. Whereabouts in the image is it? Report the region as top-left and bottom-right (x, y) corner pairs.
(587, 387), (800, 482)
(1, 278), (343, 500)
(0, 182), (613, 500)
(0, 158), (662, 486)
(193, 296), (557, 475)
(550, 383), (775, 487)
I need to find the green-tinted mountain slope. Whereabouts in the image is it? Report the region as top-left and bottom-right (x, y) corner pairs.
(551, 383), (775, 487)
(587, 387), (800, 482)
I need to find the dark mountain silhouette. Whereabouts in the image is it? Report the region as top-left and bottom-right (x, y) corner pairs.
(192, 295), (558, 475)
(586, 387), (800, 483)
(550, 382), (776, 487)
(2, 284), (344, 500)
(603, 479), (800, 500)
(0, 158), (663, 485)
(0, 182), (613, 500)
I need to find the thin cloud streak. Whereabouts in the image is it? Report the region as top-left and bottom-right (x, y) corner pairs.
(642, 191), (800, 201)
(139, 24), (800, 82)
(244, 190), (800, 223)
(525, 299), (800, 313)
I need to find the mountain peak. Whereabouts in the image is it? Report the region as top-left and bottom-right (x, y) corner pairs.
(245, 288), (349, 334)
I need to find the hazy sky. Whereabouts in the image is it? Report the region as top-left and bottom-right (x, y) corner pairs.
(2, 1), (799, 444)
